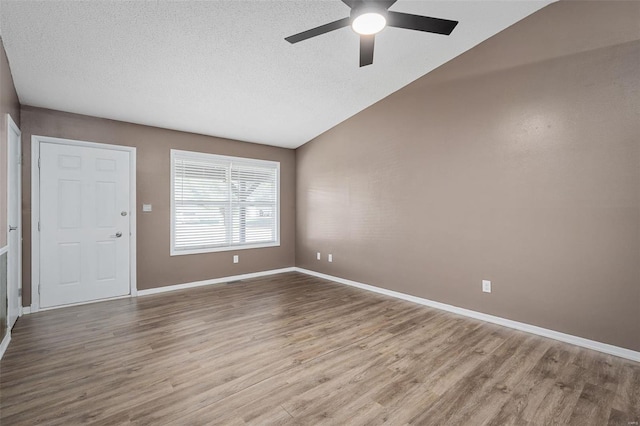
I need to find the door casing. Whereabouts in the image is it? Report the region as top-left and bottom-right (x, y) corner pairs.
(6, 114), (21, 326)
(31, 135), (137, 312)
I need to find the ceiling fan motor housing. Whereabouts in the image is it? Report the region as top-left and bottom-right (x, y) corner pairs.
(350, 3), (388, 24)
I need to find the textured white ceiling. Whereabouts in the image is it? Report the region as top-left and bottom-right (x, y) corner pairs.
(0, 0), (553, 148)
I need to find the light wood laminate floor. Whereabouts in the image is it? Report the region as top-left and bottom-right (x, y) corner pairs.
(1, 272), (638, 425)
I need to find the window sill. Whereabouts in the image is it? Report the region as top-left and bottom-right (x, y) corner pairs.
(170, 241), (280, 256)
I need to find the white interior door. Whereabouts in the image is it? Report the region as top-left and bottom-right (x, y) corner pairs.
(7, 116), (21, 329)
(39, 142), (130, 308)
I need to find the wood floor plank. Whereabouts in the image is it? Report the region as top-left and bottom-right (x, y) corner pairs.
(1, 272), (637, 425)
(568, 382), (616, 426)
(488, 344), (576, 425)
(528, 362), (587, 425)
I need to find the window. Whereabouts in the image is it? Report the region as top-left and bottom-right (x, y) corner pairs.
(171, 150), (279, 255)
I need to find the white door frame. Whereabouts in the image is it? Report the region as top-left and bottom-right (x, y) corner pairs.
(7, 114), (22, 321)
(31, 135), (137, 312)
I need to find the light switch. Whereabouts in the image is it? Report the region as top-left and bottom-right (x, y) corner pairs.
(142, 204), (152, 212)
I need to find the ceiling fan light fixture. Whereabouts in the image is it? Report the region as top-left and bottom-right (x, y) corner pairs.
(284, 0), (459, 67)
(351, 12), (387, 35)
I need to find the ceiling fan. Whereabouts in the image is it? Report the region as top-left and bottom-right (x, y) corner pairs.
(285, 0), (459, 67)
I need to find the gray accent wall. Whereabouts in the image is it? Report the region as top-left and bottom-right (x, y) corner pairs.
(296, 1), (640, 351)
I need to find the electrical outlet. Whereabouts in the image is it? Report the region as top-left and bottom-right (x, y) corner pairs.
(233, 255), (239, 264)
(482, 280), (491, 293)
(328, 254), (333, 262)
(317, 252), (321, 260)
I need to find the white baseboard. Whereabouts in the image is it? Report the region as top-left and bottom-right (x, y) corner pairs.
(14, 266), (639, 363)
(0, 332), (11, 361)
(137, 267), (297, 296)
(294, 268), (640, 363)
(21, 268), (298, 311)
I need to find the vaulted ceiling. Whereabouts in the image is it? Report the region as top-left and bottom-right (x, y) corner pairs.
(0, 1), (553, 148)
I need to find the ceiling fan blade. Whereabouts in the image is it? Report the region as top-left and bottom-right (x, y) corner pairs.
(381, 0), (398, 9)
(387, 11), (458, 35)
(360, 35), (375, 67)
(285, 17), (351, 44)
(341, 0), (355, 7)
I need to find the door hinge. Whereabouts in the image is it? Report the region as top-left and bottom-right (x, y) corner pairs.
(38, 157), (41, 168)
(38, 285), (41, 295)
(38, 221), (41, 232)
(18, 288), (22, 297)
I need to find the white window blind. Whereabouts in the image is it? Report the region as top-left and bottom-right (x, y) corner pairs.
(171, 150), (279, 255)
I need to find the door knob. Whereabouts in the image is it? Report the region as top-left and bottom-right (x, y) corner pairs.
(8, 225), (17, 231)
(111, 232), (123, 238)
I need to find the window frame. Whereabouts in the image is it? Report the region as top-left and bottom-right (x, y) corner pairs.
(170, 149), (280, 256)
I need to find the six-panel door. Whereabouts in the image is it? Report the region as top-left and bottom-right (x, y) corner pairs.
(39, 143), (130, 308)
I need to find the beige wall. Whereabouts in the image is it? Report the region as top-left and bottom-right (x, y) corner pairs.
(21, 106), (296, 306)
(1, 37), (21, 248)
(296, 1), (640, 351)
